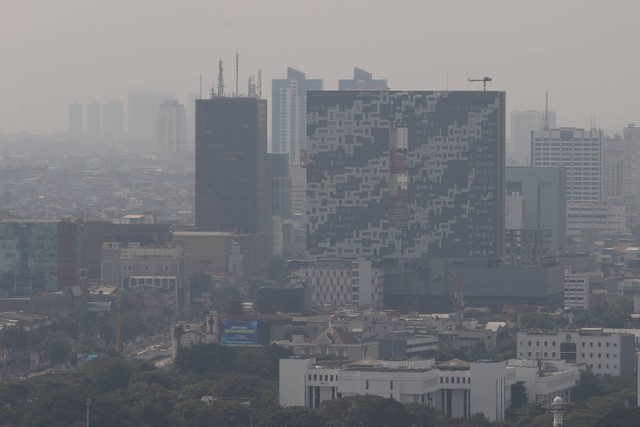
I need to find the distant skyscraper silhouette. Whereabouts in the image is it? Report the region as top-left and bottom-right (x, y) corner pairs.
(195, 97), (268, 234)
(68, 101), (83, 136)
(86, 101), (101, 137)
(128, 90), (173, 138)
(101, 100), (124, 137)
(272, 68), (323, 164)
(509, 110), (556, 166)
(338, 67), (389, 90)
(156, 100), (187, 160)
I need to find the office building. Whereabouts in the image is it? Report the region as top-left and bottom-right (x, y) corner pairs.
(272, 68), (323, 164)
(195, 97), (268, 234)
(287, 258), (384, 309)
(156, 99), (187, 160)
(509, 110), (556, 166)
(101, 100), (125, 137)
(504, 229), (552, 266)
(531, 128), (601, 204)
(623, 124), (640, 196)
(268, 153), (292, 256)
(128, 90), (173, 138)
(306, 90), (505, 259)
(517, 328), (636, 376)
(68, 101), (83, 136)
(506, 166), (566, 255)
(564, 270), (590, 311)
(86, 101), (101, 137)
(338, 67), (389, 90)
(601, 134), (624, 202)
(565, 203), (625, 238)
(0, 220), (80, 296)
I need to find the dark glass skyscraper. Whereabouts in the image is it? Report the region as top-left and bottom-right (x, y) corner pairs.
(195, 98), (268, 234)
(306, 91), (505, 259)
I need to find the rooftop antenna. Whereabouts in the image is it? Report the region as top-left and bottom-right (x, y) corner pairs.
(217, 59), (225, 98)
(235, 52), (239, 97)
(247, 75), (256, 97)
(467, 76), (492, 91)
(544, 90), (550, 130)
(257, 69), (262, 98)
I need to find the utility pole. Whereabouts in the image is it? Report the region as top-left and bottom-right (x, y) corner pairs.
(86, 398), (91, 427)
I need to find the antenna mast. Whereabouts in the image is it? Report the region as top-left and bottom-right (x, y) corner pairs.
(544, 90), (550, 130)
(217, 59), (225, 98)
(257, 69), (262, 98)
(235, 52), (239, 97)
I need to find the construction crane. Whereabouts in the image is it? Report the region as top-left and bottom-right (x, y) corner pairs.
(467, 76), (492, 91)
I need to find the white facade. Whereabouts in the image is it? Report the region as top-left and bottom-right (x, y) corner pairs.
(566, 203), (625, 237)
(288, 258), (383, 309)
(508, 359), (578, 406)
(532, 128), (601, 204)
(279, 358), (515, 422)
(564, 271), (590, 310)
(517, 329), (636, 376)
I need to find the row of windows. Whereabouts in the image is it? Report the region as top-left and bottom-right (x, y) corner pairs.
(440, 376), (470, 384)
(308, 374), (336, 382)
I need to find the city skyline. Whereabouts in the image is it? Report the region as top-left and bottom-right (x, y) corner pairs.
(3, 1), (640, 134)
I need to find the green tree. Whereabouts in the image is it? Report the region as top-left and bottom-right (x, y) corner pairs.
(42, 333), (71, 365)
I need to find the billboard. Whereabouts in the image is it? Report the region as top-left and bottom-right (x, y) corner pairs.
(220, 319), (258, 345)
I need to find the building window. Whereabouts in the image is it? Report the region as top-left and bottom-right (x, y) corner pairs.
(366, 380), (369, 390)
(390, 381), (393, 390)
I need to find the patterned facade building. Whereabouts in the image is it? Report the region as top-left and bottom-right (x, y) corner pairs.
(306, 91), (505, 260)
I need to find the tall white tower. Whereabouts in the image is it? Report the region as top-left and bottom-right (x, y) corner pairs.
(156, 99), (187, 160)
(551, 396), (565, 426)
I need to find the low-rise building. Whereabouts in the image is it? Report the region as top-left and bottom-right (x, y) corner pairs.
(516, 328), (636, 376)
(278, 326), (378, 361)
(508, 359), (579, 406)
(279, 357), (516, 422)
(287, 258), (383, 309)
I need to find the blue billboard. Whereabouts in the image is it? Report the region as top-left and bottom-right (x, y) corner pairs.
(220, 319), (258, 345)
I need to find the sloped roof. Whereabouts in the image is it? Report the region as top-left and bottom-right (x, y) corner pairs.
(437, 358), (470, 370)
(311, 326), (359, 345)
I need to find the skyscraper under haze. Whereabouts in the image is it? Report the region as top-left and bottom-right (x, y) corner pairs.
(102, 100), (125, 136)
(338, 68), (389, 91)
(128, 90), (173, 138)
(272, 68), (323, 164)
(156, 99), (187, 160)
(86, 101), (101, 137)
(68, 101), (83, 136)
(195, 97), (268, 234)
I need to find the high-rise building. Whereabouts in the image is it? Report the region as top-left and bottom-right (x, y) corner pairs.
(509, 110), (556, 166)
(506, 166), (567, 255)
(128, 90), (173, 138)
(601, 134), (624, 202)
(623, 124), (640, 196)
(156, 99), (187, 160)
(195, 97), (268, 234)
(185, 93), (198, 151)
(338, 68), (389, 91)
(68, 101), (83, 136)
(272, 68), (323, 164)
(268, 153), (291, 256)
(306, 90), (505, 259)
(86, 101), (101, 137)
(532, 128), (601, 204)
(101, 100), (125, 137)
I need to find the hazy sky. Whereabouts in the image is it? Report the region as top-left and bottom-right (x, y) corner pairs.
(2, 0), (639, 134)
